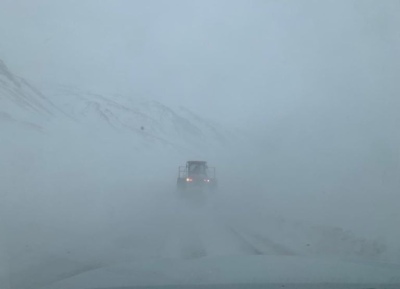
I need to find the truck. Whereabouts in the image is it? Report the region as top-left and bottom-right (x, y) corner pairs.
(177, 161), (217, 192)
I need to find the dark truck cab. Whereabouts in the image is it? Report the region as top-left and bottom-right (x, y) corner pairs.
(177, 161), (217, 191)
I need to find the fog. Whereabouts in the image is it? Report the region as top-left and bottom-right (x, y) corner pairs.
(2, 0), (398, 127)
(1, 0), (400, 288)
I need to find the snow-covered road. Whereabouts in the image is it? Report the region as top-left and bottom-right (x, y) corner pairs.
(160, 196), (295, 260)
(2, 189), (395, 289)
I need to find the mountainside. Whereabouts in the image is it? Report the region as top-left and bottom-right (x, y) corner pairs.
(42, 85), (237, 153)
(1, 59), (237, 153)
(0, 60), (57, 131)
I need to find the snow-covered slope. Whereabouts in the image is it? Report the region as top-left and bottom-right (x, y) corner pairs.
(42, 85), (237, 153)
(1, 59), (237, 153)
(0, 60), (58, 132)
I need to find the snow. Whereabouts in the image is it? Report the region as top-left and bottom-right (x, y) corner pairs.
(1, 59), (400, 289)
(41, 256), (400, 289)
(38, 84), (238, 155)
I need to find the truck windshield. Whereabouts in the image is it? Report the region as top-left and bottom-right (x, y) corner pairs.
(188, 163), (206, 175)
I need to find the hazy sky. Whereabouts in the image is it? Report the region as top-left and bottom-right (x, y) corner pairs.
(0, 0), (399, 127)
